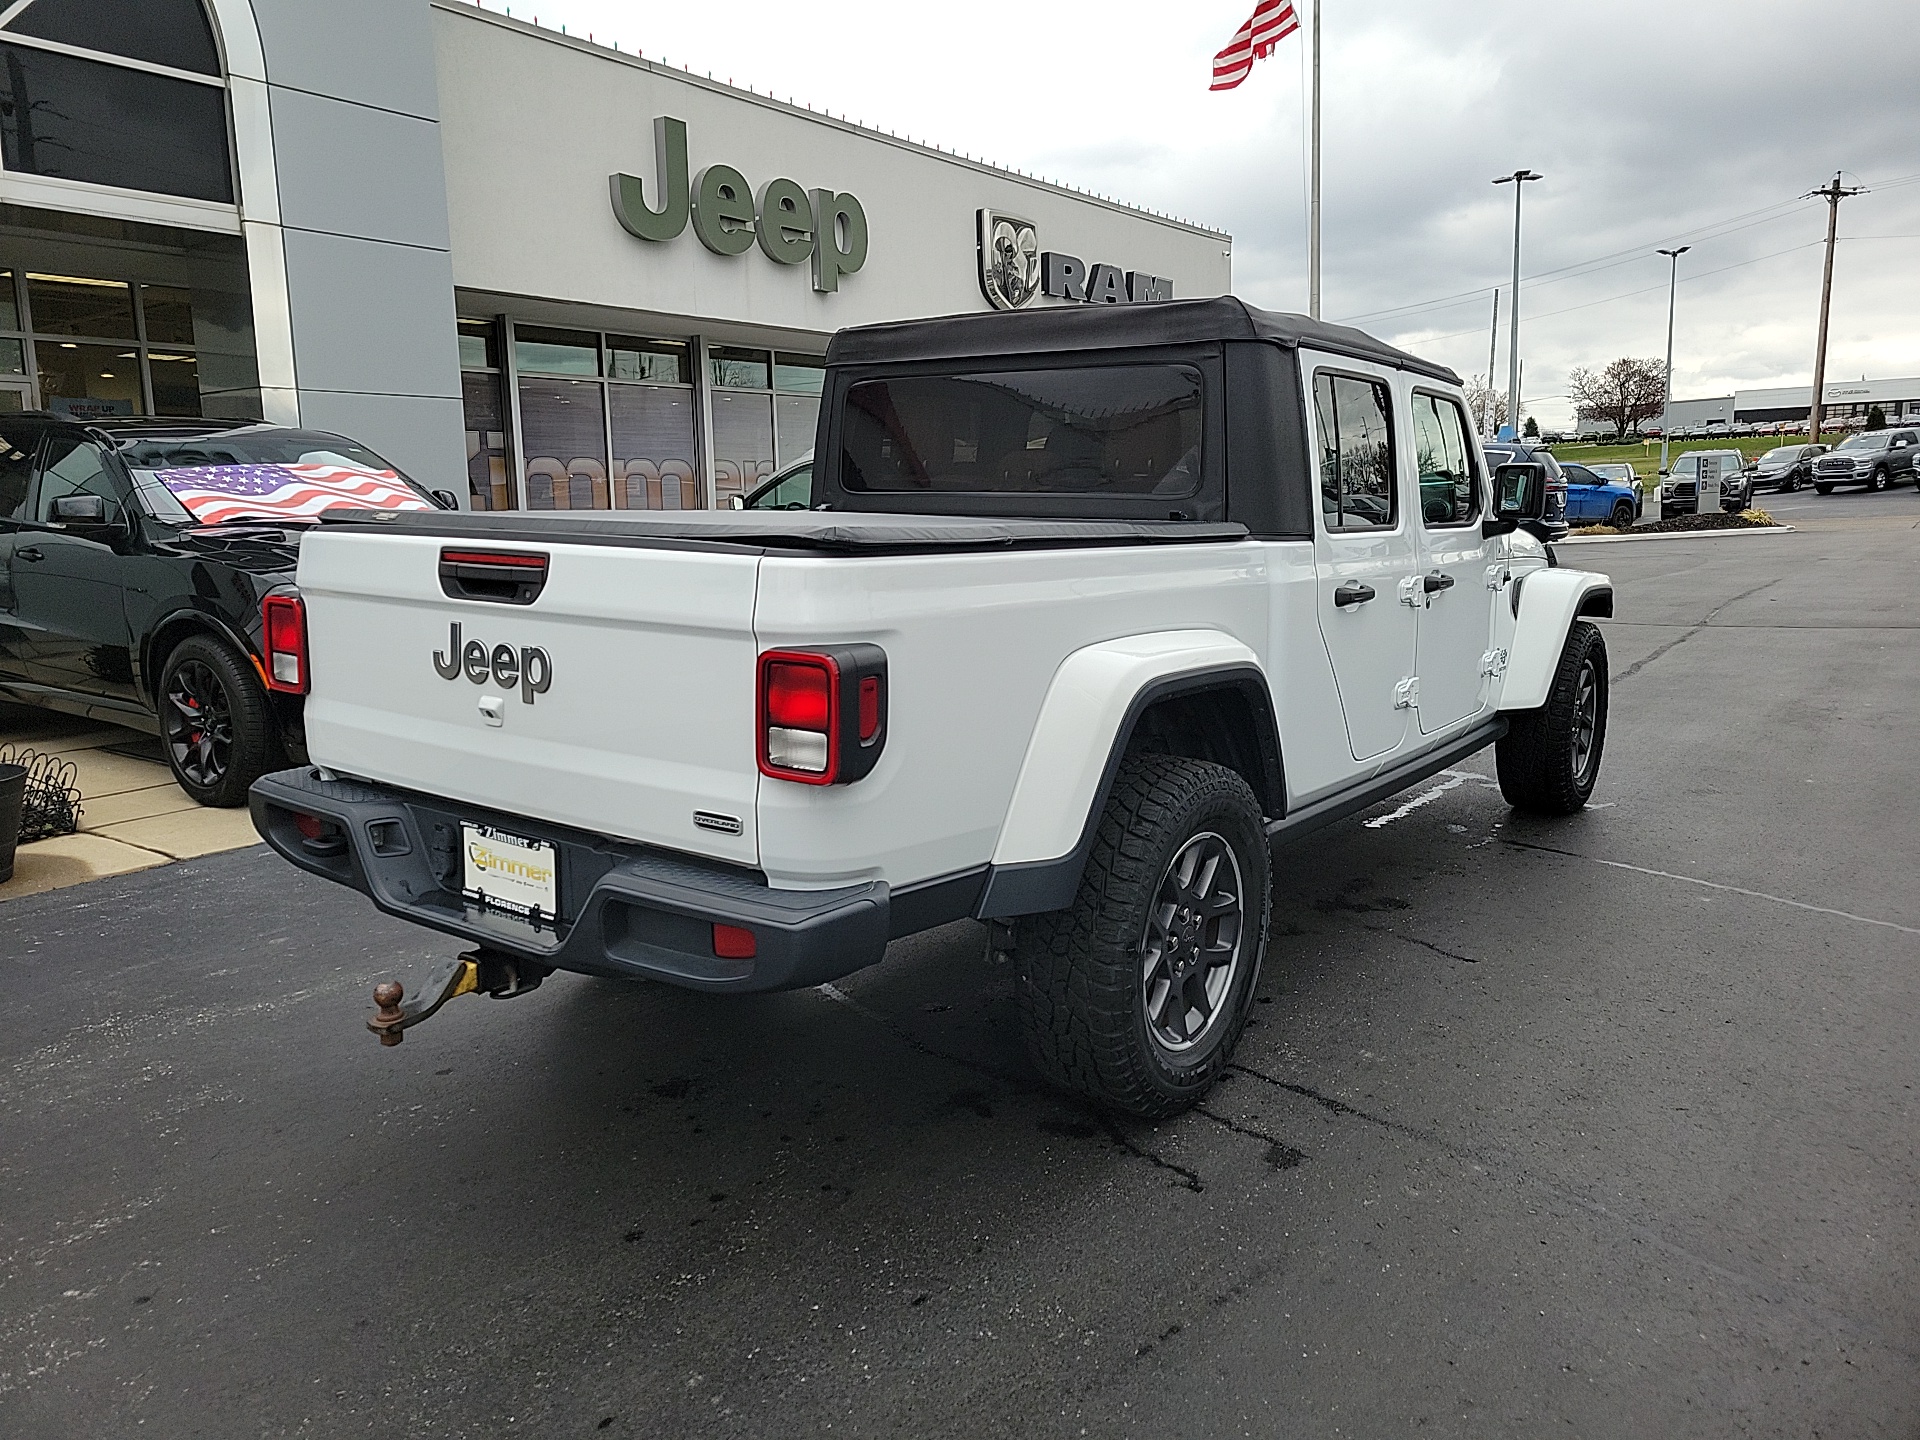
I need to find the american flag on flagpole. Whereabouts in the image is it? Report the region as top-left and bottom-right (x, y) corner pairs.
(1211, 0), (1301, 90)
(158, 463), (436, 525)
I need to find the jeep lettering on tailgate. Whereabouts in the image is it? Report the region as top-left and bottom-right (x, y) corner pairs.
(432, 622), (552, 705)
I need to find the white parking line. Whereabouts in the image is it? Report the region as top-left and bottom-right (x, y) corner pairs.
(1362, 772), (1476, 828)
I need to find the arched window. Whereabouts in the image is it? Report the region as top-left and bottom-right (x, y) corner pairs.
(0, 0), (231, 203)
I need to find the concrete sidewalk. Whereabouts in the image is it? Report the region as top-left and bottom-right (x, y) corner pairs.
(0, 701), (260, 901)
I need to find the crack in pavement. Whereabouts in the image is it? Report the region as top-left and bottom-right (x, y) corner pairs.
(1226, 1061), (1920, 1364)
(1611, 576), (1783, 684)
(1503, 839), (1920, 936)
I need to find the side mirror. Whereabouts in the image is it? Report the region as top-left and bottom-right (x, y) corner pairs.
(51, 493), (107, 524)
(727, 495), (746, 510)
(1493, 462), (1548, 520)
(430, 488), (461, 510)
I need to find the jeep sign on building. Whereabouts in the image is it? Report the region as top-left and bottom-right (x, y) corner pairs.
(0, 0), (1231, 510)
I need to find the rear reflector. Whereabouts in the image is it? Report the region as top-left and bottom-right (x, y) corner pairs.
(262, 593), (308, 694)
(712, 923), (757, 960)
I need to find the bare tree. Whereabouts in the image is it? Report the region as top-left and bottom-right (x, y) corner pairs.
(1568, 358), (1669, 439)
(1464, 376), (1509, 436)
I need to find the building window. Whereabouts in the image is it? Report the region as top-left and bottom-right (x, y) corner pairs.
(0, 1), (231, 204)
(708, 347), (824, 503)
(513, 325), (697, 511)
(0, 267), (211, 418)
(458, 318), (512, 511)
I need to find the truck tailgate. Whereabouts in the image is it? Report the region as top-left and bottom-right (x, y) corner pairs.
(296, 530), (761, 866)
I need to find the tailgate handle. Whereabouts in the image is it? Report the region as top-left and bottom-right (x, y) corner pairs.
(438, 548), (549, 605)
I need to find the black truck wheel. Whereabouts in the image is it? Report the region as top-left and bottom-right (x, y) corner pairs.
(159, 634), (277, 808)
(1814, 482), (1834, 495)
(1496, 620), (1608, 816)
(1609, 500), (1635, 528)
(1015, 754), (1271, 1119)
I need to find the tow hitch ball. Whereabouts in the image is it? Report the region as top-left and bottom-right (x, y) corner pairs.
(367, 948), (549, 1046)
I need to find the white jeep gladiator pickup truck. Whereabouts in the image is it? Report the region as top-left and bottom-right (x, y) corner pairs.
(249, 297), (1610, 1118)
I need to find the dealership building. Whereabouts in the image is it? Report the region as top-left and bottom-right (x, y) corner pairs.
(0, 0), (1231, 508)
(1579, 376), (1920, 437)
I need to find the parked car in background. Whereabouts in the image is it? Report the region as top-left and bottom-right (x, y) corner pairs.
(1482, 441), (1570, 528)
(1750, 443), (1828, 492)
(1661, 449), (1748, 515)
(1812, 429), (1920, 493)
(735, 453), (813, 510)
(0, 416), (450, 806)
(1585, 461), (1640, 490)
(1559, 463), (1641, 527)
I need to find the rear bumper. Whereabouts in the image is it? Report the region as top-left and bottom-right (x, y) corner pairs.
(248, 767), (891, 992)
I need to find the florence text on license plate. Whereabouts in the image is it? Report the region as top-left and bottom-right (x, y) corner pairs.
(461, 823), (558, 920)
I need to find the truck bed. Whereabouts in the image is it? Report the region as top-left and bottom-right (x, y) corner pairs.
(316, 508), (1249, 554)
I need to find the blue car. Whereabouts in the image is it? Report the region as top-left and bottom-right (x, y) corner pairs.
(1559, 463), (1641, 527)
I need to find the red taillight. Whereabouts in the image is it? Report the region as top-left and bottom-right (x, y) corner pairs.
(756, 646), (887, 786)
(712, 923), (757, 960)
(766, 660), (832, 730)
(293, 811), (326, 840)
(263, 594), (307, 694)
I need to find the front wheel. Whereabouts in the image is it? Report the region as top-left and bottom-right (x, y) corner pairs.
(1866, 467), (1889, 493)
(1015, 755), (1271, 1119)
(1609, 500), (1635, 528)
(1496, 621), (1608, 816)
(1782, 472), (1801, 493)
(1814, 483), (1834, 495)
(158, 634), (278, 807)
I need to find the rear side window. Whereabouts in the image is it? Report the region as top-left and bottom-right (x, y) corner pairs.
(1314, 372), (1396, 530)
(1411, 392), (1478, 525)
(839, 364), (1203, 497)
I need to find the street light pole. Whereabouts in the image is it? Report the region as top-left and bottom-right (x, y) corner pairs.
(1657, 245), (1689, 479)
(1493, 170), (1542, 440)
(1805, 172), (1865, 443)
(1484, 288), (1500, 439)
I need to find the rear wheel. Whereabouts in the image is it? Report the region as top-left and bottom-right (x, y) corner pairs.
(1496, 621), (1608, 816)
(1015, 755), (1271, 1119)
(159, 635), (277, 807)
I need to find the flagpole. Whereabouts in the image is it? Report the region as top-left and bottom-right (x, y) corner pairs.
(1308, 0), (1321, 319)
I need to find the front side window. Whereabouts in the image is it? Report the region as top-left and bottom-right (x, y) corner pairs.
(1314, 372), (1396, 530)
(840, 364), (1203, 496)
(33, 435), (121, 522)
(1411, 392), (1478, 525)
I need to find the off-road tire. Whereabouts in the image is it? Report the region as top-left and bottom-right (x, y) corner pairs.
(1815, 483), (1834, 495)
(1866, 466), (1889, 493)
(158, 634), (277, 808)
(1609, 501), (1636, 528)
(1496, 620), (1608, 816)
(1015, 755), (1271, 1119)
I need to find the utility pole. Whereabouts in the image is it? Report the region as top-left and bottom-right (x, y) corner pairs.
(1305, 0), (1320, 318)
(1484, 289), (1500, 438)
(1657, 246), (1689, 479)
(1805, 172), (1865, 442)
(1493, 170), (1542, 441)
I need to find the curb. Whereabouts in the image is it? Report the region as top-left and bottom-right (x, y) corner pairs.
(1558, 525), (1795, 546)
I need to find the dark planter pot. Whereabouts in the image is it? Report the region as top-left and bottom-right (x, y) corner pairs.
(0, 761), (26, 884)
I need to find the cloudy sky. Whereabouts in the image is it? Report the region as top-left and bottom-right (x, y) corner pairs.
(484, 0), (1917, 427)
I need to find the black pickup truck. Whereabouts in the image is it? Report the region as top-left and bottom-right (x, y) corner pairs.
(0, 415), (447, 805)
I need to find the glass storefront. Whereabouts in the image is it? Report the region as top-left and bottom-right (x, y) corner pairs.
(457, 315), (819, 512)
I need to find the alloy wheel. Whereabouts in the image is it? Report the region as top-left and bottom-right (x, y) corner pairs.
(1571, 659), (1600, 785)
(164, 659), (234, 789)
(1140, 831), (1246, 1053)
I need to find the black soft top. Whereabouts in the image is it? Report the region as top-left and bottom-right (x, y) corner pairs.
(826, 295), (1459, 384)
(316, 507), (1248, 554)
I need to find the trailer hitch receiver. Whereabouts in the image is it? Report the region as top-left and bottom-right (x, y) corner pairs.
(367, 949), (549, 1045)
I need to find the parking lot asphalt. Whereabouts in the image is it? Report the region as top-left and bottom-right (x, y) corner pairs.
(4, 497), (1918, 1439)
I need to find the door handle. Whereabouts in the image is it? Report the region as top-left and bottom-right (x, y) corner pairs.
(15, 546), (43, 562)
(1333, 582), (1376, 607)
(1422, 571), (1454, 594)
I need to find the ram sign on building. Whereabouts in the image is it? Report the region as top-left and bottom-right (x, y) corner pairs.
(0, 0), (1231, 509)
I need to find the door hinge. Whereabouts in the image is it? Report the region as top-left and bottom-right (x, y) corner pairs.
(1485, 564), (1512, 590)
(1394, 676), (1420, 710)
(1398, 575), (1424, 607)
(1479, 647), (1509, 678)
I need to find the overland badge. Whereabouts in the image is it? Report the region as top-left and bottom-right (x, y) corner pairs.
(978, 210), (1041, 310)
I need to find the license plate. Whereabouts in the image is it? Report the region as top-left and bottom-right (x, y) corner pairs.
(461, 823), (558, 921)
